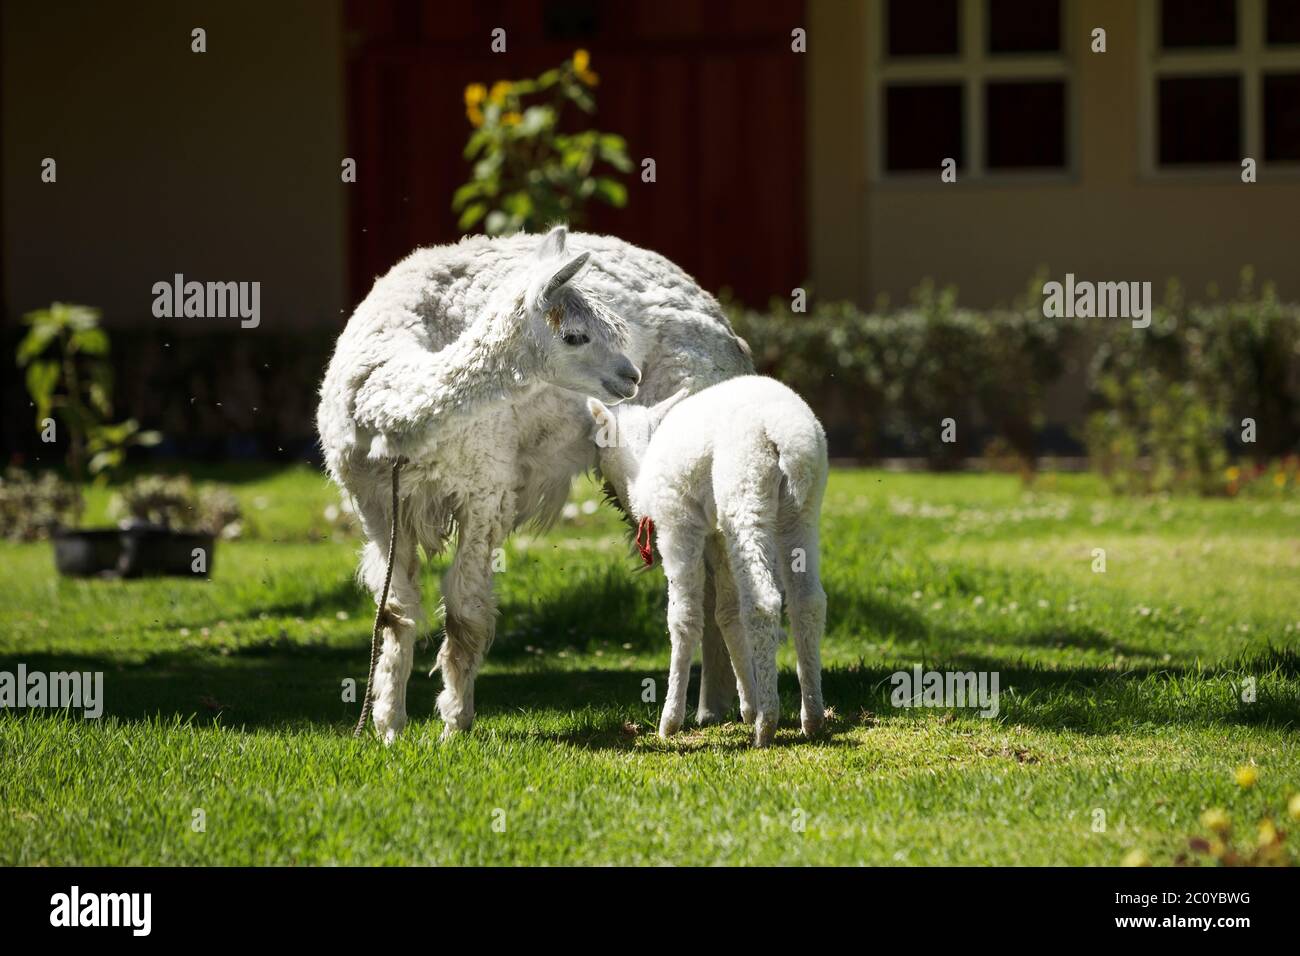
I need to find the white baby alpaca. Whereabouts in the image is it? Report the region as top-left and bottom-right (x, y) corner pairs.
(588, 375), (829, 746)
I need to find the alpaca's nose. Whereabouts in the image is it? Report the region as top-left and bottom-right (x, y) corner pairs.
(618, 361), (641, 387)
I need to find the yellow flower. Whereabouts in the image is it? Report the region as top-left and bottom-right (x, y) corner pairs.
(464, 83), (487, 107)
(1257, 818), (1279, 847)
(1225, 466), (1241, 483)
(502, 111), (522, 126)
(489, 80), (512, 106)
(1275, 471), (1287, 488)
(1234, 764), (1258, 788)
(573, 48), (599, 85)
(1200, 807), (1231, 833)
(1121, 849), (1150, 867)
(466, 105), (485, 128)
(1288, 793), (1300, 821)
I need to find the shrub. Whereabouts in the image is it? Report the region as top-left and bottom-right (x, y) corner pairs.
(453, 50), (632, 235)
(0, 468), (83, 541)
(108, 475), (242, 537)
(729, 286), (1071, 468)
(1083, 274), (1300, 494)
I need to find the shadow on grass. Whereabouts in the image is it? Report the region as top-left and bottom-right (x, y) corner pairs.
(2, 645), (1295, 742)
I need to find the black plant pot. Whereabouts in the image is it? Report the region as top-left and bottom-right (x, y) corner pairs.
(52, 527), (216, 579)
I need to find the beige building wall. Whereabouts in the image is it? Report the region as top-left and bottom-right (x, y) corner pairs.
(1, 0), (346, 329)
(809, 0), (1300, 309)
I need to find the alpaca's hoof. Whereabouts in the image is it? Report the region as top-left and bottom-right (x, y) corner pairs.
(658, 714), (683, 738)
(754, 716), (777, 748)
(372, 708), (406, 744)
(801, 703), (825, 737)
(436, 689), (474, 735)
(438, 713), (473, 740)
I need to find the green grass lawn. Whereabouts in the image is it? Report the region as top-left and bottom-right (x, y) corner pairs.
(2, 466), (1298, 865)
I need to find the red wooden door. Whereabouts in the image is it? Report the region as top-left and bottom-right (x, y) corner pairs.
(345, 0), (805, 307)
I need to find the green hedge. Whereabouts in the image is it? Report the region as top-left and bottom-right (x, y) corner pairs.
(727, 275), (1300, 491)
(1084, 276), (1300, 493)
(728, 282), (1069, 467)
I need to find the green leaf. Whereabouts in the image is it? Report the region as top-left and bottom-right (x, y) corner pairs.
(61, 304), (102, 331)
(15, 322), (59, 365)
(457, 203), (488, 231)
(451, 181), (485, 210)
(88, 449), (121, 476)
(25, 360), (59, 422)
(70, 327), (109, 356)
(521, 105), (555, 134)
(503, 192), (533, 219)
(593, 178), (627, 207)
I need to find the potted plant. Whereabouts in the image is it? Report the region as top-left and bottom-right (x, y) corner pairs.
(13, 302), (239, 577)
(102, 475), (241, 577)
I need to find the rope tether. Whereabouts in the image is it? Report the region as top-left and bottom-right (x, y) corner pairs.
(353, 459), (402, 738)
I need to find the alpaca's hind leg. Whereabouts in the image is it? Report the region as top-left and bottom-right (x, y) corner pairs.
(696, 567), (738, 726)
(657, 525), (706, 739)
(723, 522), (784, 748)
(357, 502), (423, 744)
(435, 492), (511, 738)
(706, 539), (759, 725)
(778, 516), (826, 737)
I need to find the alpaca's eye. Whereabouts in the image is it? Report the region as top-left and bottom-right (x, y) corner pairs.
(562, 332), (590, 346)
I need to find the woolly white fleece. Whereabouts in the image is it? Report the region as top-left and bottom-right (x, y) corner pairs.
(317, 229), (752, 740)
(589, 375), (829, 746)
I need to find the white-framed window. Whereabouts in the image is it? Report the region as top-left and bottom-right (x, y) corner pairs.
(869, 0), (1077, 182)
(1139, 0), (1300, 176)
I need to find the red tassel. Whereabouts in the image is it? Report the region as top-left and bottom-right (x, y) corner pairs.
(635, 516), (655, 567)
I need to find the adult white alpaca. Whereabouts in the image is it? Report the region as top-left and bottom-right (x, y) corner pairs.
(587, 376), (829, 747)
(318, 226), (751, 740)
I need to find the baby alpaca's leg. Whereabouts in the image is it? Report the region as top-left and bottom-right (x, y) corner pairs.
(723, 525), (784, 747)
(778, 515), (827, 737)
(658, 526), (706, 739)
(706, 538), (759, 724)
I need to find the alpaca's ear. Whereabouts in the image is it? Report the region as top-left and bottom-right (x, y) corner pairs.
(648, 388), (689, 430)
(542, 251), (590, 302)
(587, 395), (611, 426)
(586, 396), (612, 428)
(538, 225), (568, 259)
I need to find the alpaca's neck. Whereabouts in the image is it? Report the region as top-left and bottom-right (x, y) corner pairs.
(425, 304), (538, 420)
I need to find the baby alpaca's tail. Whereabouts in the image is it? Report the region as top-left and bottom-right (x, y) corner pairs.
(773, 423), (829, 510)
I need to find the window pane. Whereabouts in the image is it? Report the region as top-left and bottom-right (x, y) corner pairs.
(1158, 75), (1240, 165)
(1267, 0), (1300, 45)
(989, 0), (1062, 53)
(885, 84), (964, 171)
(1160, 0), (1237, 48)
(887, 0), (959, 56)
(986, 81), (1067, 169)
(1264, 73), (1300, 160)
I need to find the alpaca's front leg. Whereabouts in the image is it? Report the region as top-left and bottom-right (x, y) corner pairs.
(658, 527), (706, 738)
(435, 495), (510, 738)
